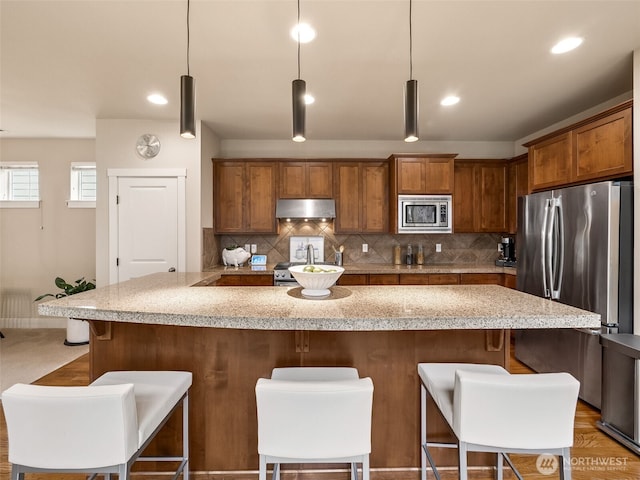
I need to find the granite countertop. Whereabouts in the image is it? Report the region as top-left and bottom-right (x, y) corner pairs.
(38, 272), (599, 331)
(208, 263), (517, 275)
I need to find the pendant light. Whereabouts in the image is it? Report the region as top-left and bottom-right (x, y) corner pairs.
(404, 0), (418, 142)
(292, 0), (306, 142)
(180, 0), (196, 139)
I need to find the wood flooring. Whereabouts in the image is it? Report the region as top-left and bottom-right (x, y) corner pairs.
(1, 349), (639, 480)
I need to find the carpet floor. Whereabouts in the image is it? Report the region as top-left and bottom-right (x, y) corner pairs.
(0, 328), (89, 393)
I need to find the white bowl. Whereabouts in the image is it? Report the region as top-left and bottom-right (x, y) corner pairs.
(288, 265), (345, 297)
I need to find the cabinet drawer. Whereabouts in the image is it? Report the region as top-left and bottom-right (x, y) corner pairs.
(399, 274), (429, 285)
(427, 274), (460, 285)
(337, 274), (368, 286)
(369, 274), (400, 285)
(216, 275), (273, 286)
(459, 273), (502, 285)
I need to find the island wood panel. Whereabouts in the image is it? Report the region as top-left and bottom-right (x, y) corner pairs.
(89, 322), (509, 474)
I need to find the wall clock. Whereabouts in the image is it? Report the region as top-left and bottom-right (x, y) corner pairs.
(136, 134), (161, 159)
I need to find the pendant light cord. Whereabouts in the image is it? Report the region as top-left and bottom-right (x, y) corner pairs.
(186, 0), (191, 76)
(409, 0), (413, 80)
(297, 0), (301, 79)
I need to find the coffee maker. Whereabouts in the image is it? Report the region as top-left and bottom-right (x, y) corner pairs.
(500, 237), (516, 266)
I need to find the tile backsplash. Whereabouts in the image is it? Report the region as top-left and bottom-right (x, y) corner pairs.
(203, 221), (505, 270)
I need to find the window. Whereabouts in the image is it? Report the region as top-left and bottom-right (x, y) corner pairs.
(0, 162), (40, 208)
(69, 162), (96, 208)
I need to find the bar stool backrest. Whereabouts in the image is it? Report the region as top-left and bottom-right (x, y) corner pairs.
(2, 383), (139, 469)
(453, 370), (580, 450)
(256, 378), (373, 459)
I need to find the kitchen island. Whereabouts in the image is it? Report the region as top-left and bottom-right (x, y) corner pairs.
(39, 272), (599, 477)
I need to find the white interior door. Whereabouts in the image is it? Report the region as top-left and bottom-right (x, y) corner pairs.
(108, 169), (186, 284)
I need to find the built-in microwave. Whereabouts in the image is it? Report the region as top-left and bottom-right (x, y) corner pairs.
(398, 195), (452, 233)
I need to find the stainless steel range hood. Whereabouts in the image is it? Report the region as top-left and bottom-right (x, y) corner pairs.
(275, 199), (336, 220)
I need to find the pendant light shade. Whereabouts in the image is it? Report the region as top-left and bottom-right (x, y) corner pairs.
(180, 0), (196, 139)
(404, 0), (419, 142)
(404, 79), (418, 142)
(292, 79), (306, 142)
(181, 74), (195, 139)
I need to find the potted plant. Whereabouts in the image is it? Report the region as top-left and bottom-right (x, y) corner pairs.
(35, 277), (96, 346)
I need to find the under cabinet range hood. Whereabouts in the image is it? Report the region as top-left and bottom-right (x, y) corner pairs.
(276, 199), (336, 220)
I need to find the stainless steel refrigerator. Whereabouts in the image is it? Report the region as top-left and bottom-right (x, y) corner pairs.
(515, 180), (633, 409)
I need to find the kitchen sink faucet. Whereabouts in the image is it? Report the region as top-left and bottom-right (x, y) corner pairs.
(306, 244), (315, 265)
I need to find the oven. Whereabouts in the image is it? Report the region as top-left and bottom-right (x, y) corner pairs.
(273, 262), (301, 287)
(398, 194), (452, 233)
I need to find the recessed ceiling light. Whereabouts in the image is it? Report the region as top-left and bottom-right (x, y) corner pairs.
(147, 94), (168, 105)
(551, 37), (583, 54)
(304, 94), (315, 105)
(291, 23), (316, 43)
(441, 96), (460, 106)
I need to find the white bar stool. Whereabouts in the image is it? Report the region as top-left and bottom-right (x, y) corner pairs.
(418, 363), (579, 480)
(2, 370), (192, 480)
(256, 375), (373, 480)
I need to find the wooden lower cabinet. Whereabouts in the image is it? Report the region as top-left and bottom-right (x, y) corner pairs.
(90, 322), (509, 473)
(503, 274), (517, 289)
(369, 274), (400, 285)
(215, 275), (273, 286)
(460, 273), (503, 285)
(337, 274), (368, 286)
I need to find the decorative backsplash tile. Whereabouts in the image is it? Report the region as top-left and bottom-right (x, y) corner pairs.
(203, 222), (505, 270)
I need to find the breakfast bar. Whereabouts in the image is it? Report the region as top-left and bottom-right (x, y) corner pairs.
(39, 272), (600, 477)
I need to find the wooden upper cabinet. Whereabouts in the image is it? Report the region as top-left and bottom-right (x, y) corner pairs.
(390, 154), (455, 194)
(528, 132), (572, 191)
(476, 162), (507, 232)
(213, 160), (277, 233)
(526, 101), (632, 192)
(573, 106), (632, 183)
(278, 161), (332, 198)
(335, 161), (388, 233)
(454, 159), (507, 233)
(506, 154), (528, 234)
(453, 162), (475, 232)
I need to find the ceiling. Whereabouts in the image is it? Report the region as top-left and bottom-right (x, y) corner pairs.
(1, 0), (639, 142)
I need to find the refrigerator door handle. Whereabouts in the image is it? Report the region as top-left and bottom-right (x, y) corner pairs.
(542, 199), (552, 298)
(551, 198), (564, 300)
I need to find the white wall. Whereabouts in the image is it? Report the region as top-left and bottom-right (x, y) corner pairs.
(95, 119), (217, 286)
(0, 138), (96, 328)
(634, 49), (640, 335)
(220, 139), (515, 159)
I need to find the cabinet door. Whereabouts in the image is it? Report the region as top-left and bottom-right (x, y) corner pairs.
(361, 162), (388, 232)
(246, 162), (277, 233)
(307, 162), (333, 198)
(529, 132), (572, 191)
(396, 158), (426, 194)
(424, 157), (454, 194)
(475, 163), (506, 232)
(507, 156), (528, 234)
(279, 162), (306, 198)
(573, 107), (632, 183)
(337, 274), (368, 286)
(334, 163), (361, 232)
(214, 162), (245, 233)
(453, 162), (475, 233)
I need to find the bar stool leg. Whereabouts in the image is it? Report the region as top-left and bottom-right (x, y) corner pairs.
(420, 384), (427, 480)
(458, 442), (468, 480)
(496, 453), (503, 480)
(362, 456), (370, 480)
